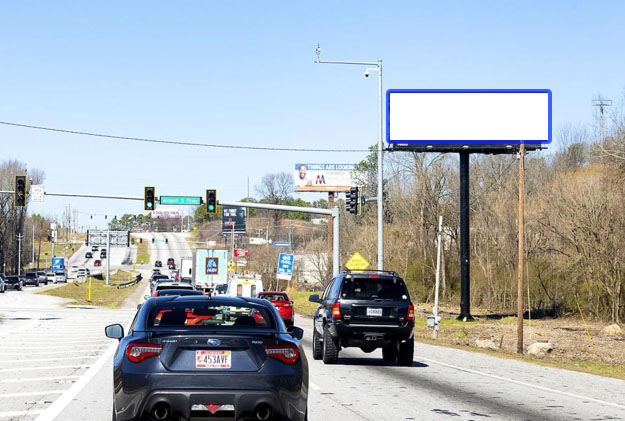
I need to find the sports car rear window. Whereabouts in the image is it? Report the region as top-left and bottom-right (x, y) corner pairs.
(148, 302), (276, 329)
(340, 276), (409, 300)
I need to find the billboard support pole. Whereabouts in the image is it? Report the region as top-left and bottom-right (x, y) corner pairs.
(333, 206), (340, 276)
(328, 192), (334, 263)
(457, 152), (473, 321)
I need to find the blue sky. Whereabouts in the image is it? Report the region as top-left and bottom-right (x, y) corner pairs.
(1, 1), (624, 229)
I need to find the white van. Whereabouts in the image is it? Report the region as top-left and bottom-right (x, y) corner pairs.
(226, 276), (264, 298)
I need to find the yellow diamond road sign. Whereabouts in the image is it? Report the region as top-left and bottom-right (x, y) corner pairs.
(227, 259), (236, 272)
(345, 252), (370, 271)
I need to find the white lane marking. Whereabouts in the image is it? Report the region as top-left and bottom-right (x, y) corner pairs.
(0, 375), (80, 384)
(0, 390), (64, 398)
(0, 356), (98, 363)
(415, 354), (625, 411)
(0, 410), (44, 418)
(309, 381), (322, 391)
(0, 350), (104, 356)
(35, 312), (136, 421)
(0, 364), (90, 372)
(0, 345), (109, 350)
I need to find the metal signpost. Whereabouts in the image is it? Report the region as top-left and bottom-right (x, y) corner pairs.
(386, 89), (552, 354)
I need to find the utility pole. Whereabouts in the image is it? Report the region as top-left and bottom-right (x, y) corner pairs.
(105, 229), (111, 285)
(31, 219), (35, 268)
(517, 143), (526, 354)
(327, 192), (334, 260)
(16, 233), (24, 276)
(592, 98), (612, 142)
(433, 215), (443, 339)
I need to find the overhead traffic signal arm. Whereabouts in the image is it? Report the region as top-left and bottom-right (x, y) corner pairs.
(14, 175), (27, 208)
(144, 186), (156, 211)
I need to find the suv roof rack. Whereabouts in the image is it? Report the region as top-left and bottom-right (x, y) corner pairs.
(342, 269), (398, 276)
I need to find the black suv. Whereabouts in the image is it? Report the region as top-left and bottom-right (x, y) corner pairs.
(309, 270), (415, 365)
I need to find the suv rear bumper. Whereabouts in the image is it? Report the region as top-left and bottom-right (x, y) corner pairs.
(327, 320), (414, 347)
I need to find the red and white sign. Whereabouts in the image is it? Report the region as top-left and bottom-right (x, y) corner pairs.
(234, 249), (250, 258)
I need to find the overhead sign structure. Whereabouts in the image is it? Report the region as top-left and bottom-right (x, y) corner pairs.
(277, 253), (294, 281)
(345, 252), (370, 271)
(222, 206), (246, 234)
(386, 89), (552, 146)
(30, 185), (45, 202)
(294, 163), (357, 192)
(160, 196), (201, 206)
(87, 230), (130, 247)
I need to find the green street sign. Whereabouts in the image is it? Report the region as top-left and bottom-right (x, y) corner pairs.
(160, 196), (202, 205)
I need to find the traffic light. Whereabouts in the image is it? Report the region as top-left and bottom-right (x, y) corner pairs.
(206, 189), (217, 214)
(14, 175), (27, 208)
(347, 187), (359, 214)
(144, 186), (155, 211)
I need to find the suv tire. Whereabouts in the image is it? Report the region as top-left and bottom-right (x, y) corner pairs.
(382, 344), (398, 363)
(397, 339), (414, 367)
(322, 326), (339, 364)
(312, 327), (323, 360)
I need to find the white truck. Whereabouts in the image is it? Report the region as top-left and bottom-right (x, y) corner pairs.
(180, 257), (193, 281)
(191, 249), (228, 292)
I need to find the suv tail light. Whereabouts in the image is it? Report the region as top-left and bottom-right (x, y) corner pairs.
(407, 303), (415, 321)
(126, 343), (162, 363)
(152, 291), (158, 297)
(332, 302), (341, 319)
(264, 344), (299, 364)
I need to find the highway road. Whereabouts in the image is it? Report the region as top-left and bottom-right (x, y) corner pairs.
(3, 233), (625, 420)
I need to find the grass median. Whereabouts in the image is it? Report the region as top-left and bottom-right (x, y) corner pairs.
(134, 237), (150, 264)
(39, 271), (142, 308)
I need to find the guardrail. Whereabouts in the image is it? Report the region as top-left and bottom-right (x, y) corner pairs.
(117, 273), (142, 289)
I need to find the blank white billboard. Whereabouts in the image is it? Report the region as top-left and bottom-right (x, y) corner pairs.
(387, 89), (551, 144)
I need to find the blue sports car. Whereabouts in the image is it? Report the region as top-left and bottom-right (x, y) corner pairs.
(106, 295), (308, 421)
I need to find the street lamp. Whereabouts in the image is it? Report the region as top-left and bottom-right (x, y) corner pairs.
(315, 44), (385, 270)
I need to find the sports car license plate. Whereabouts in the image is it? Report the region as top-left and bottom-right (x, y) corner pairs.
(367, 307), (383, 317)
(196, 350), (231, 368)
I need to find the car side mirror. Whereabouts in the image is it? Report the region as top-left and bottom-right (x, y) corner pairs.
(105, 323), (124, 340)
(308, 294), (320, 303)
(287, 326), (304, 340)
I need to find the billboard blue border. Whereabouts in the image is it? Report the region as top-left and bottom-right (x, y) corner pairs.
(386, 89), (552, 145)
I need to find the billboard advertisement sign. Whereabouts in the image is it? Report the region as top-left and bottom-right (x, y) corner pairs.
(277, 253), (294, 281)
(294, 163), (356, 192)
(150, 207), (181, 219)
(386, 89), (552, 145)
(222, 206), (246, 234)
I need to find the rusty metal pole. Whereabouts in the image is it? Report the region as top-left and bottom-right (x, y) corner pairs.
(517, 143), (525, 354)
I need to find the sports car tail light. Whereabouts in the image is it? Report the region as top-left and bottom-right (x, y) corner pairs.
(126, 342), (162, 363)
(264, 344), (299, 364)
(407, 304), (415, 321)
(332, 302), (341, 319)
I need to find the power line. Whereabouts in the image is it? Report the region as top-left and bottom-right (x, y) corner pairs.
(0, 120), (369, 153)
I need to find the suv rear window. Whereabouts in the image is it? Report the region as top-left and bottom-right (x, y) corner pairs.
(340, 276), (409, 300)
(148, 302), (276, 329)
(25, 273), (37, 278)
(156, 285), (194, 291)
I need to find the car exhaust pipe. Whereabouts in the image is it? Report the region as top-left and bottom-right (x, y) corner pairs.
(255, 403), (272, 421)
(152, 402), (170, 420)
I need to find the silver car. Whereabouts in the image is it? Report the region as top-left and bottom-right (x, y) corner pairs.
(54, 272), (67, 283)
